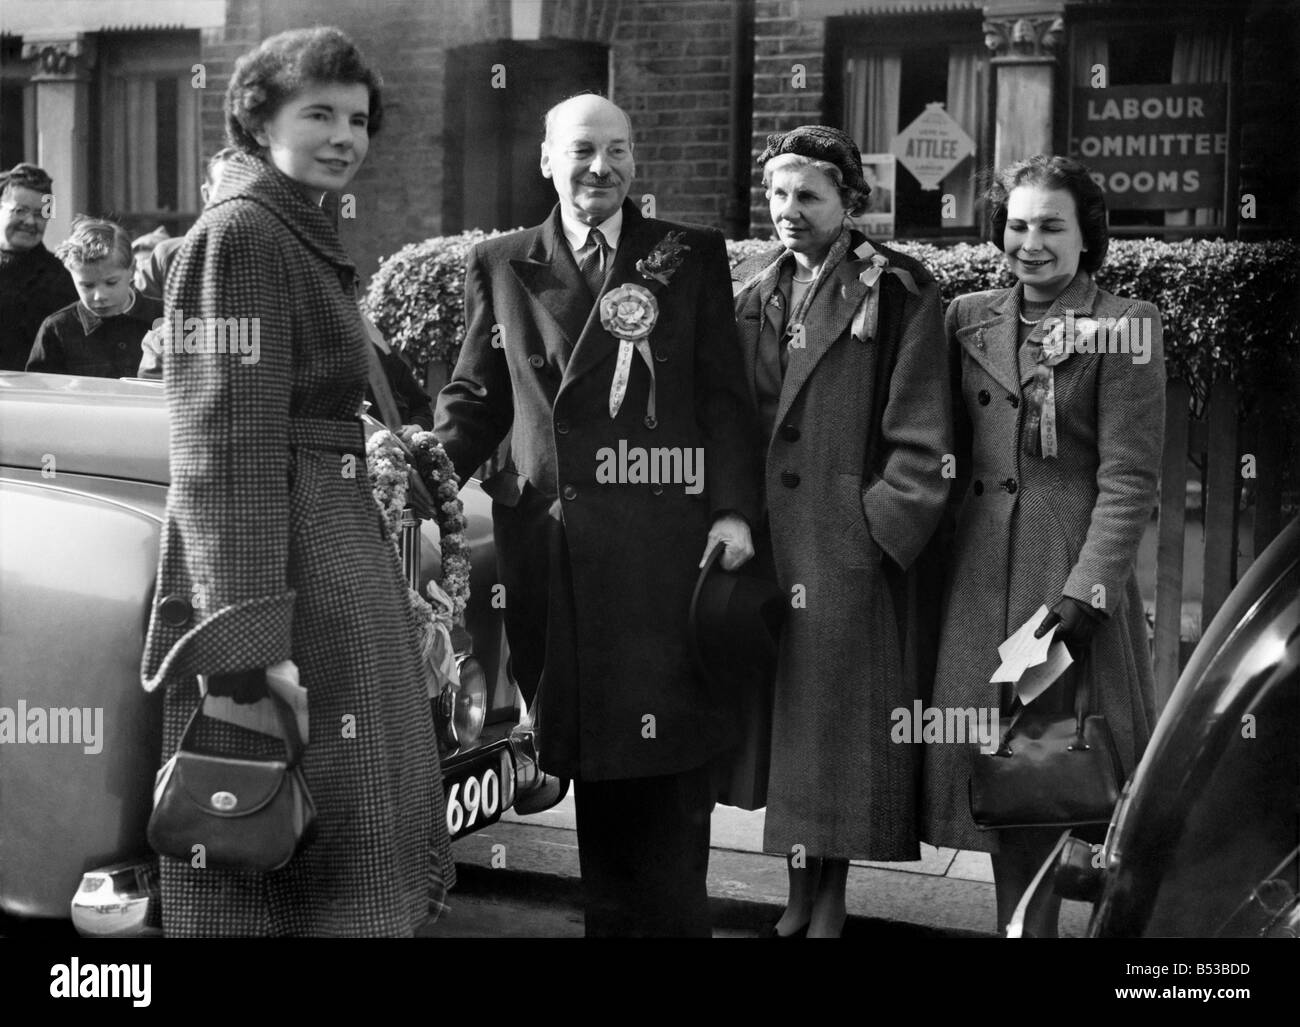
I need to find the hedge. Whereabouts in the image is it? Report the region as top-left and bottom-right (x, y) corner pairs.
(364, 235), (1300, 402)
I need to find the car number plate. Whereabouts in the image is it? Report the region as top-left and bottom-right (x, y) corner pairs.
(445, 747), (515, 840)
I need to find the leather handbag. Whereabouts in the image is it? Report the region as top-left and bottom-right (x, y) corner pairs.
(968, 666), (1123, 830)
(147, 692), (317, 872)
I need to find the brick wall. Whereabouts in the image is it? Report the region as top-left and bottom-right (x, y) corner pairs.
(548, 0), (744, 233)
(749, 0), (826, 234)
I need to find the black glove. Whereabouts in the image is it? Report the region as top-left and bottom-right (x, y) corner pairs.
(1034, 596), (1102, 657)
(206, 667), (270, 705)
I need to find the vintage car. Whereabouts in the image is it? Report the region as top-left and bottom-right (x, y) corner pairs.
(1010, 512), (1299, 938)
(0, 370), (564, 936)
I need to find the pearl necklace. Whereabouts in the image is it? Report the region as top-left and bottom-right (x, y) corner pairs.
(1018, 311), (1047, 326)
(792, 269), (817, 284)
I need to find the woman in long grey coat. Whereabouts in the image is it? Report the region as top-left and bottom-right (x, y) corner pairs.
(733, 127), (952, 937)
(922, 155), (1165, 936)
(141, 28), (451, 936)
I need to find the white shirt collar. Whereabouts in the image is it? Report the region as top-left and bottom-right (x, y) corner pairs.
(559, 205), (623, 254)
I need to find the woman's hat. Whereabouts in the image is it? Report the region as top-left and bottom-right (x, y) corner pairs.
(757, 125), (870, 198)
(0, 162), (54, 194)
(689, 540), (786, 692)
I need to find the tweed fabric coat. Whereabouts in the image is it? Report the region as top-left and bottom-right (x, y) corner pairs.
(922, 272), (1165, 852)
(140, 152), (451, 936)
(435, 200), (760, 781)
(733, 236), (952, 860)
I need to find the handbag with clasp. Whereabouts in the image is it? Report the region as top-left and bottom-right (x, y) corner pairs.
(969, 664), (1123, 830)
(147, 691), (317, 872)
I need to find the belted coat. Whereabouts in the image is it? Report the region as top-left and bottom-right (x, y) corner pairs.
(140, 152), (451, 936)
(732, 236), (952, 860)
(921, 272), (1165, 852)
(435, 200), (760, 781)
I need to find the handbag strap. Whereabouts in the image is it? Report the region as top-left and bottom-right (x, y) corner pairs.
(994, 645), (1095, 753)
(180, 690), (305, 767)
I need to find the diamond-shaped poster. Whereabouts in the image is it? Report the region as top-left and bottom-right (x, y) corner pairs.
(891, 102), (975, 191)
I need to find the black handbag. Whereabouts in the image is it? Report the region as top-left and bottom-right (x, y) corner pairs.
(147, 692), (317, 872)
(968, 666), (1123, 830)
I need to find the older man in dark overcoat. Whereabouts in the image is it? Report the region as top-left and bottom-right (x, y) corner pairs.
(435, 94), (760, 936)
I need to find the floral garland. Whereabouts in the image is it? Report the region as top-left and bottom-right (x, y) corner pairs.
(366, 426), (470, 627)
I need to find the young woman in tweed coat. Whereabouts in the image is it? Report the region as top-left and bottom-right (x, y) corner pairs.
(922, 155), (1165, 936)
(140, 28), (452, 936)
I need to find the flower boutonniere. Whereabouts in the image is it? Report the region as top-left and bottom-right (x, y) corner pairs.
(1039, 313), (1100, 367)
(636, 230), (691, 288)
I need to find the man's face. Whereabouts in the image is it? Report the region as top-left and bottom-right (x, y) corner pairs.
(541, 98), (634, 226)
(1, 185), (51, 253)
(70, 258), (134, 318)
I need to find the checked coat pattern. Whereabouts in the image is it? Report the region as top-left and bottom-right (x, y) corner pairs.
(922, 272), (1165, 852)
(435, 199), (760, 782)
(140, 152), (452, 936)
(732, 236), (952, 860)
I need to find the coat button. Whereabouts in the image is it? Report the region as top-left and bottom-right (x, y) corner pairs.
(781, 471), (800, 488)
(978, 389), (991, 406)
(780, 424), (800, 442)
(562, 484), (577, 501)
(158, 594), (193, 627)
(1000, 478), (1018, 494)
(1007, 395), (1020, 408)
(528, 354), (544, 369)
(644, 415), (657, 429)
(651, 485), (664, 496)
(973, 479), (984, 496)
(117, 342), (127, 350)
(654, 351), (668, 363)
(555, 420), (570, 435)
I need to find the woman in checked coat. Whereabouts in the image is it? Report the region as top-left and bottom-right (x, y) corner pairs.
(922, 155), (1165, 937)
(140, 28), (452, 936)
(732, 127), (952, 938)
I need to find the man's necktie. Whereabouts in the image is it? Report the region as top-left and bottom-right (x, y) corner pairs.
(578, 227), (608, 300)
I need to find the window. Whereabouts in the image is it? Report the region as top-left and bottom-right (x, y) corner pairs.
(94, 32), (202, 240)
(833, 15), (988, 239)
(1068, 17), (1235, 234)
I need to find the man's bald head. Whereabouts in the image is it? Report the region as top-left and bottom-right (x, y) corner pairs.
(543, 94), (633, 148)
(540, 93), (636, 227)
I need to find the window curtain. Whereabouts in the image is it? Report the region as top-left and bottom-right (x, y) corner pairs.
(107, 75), (199, 218)
(844, 52), (901, 154)
(123, 78), (158, 212)
(942, 44), (984, 226)
(1167, 29), (1230, 227)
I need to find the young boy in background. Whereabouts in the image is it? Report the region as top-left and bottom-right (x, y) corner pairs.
(26, 217), (162, 378)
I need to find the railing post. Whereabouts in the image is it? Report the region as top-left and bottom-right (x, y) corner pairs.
(1154, 380), (1190, 712)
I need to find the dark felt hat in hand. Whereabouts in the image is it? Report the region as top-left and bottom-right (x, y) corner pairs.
(689, 540), (786, 691)
(756, 125), (871, 199)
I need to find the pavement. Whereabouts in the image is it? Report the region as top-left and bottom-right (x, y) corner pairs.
(445, 792), (1094, 938)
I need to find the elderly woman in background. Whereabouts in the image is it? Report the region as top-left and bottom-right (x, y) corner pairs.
(922, 154), (1165, 936)
(732, 126), (952, 938)
(141, 26), (452, 936)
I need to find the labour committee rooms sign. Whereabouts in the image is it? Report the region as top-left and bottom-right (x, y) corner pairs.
(1070, 84), (1228, 210)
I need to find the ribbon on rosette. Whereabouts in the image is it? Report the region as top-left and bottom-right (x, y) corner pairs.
(848, 239), (918, 345)
(602, 283), (660, 423)
(1023, 314), (1100, 458)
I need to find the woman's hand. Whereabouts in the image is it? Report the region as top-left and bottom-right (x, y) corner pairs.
(1034, 596), (1102, 657)
(702, 513), (755, 571)
(207, 668), (271, 705)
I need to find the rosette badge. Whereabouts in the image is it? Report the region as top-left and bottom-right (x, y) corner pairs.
(600, 283), (658, 340)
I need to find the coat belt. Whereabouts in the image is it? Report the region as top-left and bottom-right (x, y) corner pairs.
(288, 416), (365, 455)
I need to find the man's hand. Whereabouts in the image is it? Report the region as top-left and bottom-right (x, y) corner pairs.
(701, 513), (754, 571)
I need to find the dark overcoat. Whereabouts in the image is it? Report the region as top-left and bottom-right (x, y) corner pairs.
(0, 242), (77, 370)
(922, 272), (1165, 852)
(435, 200), (760, 781)
(140, 152), (451, 936)
(733, 237), (952, 860)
